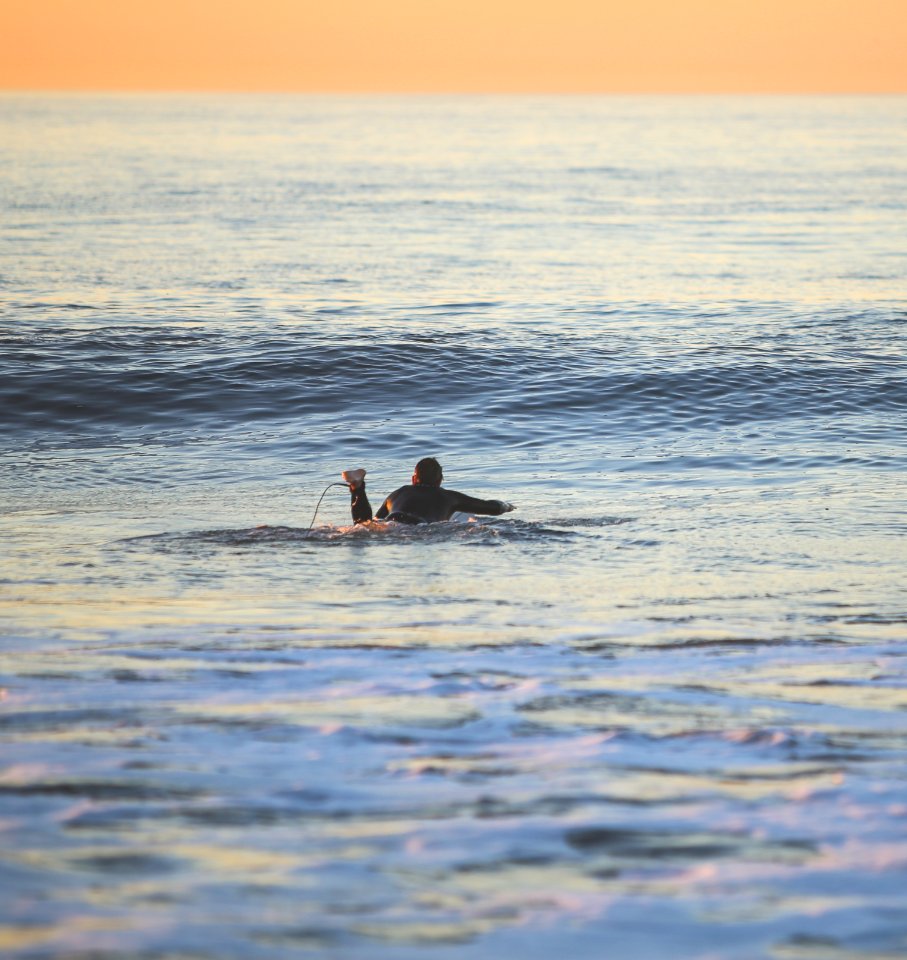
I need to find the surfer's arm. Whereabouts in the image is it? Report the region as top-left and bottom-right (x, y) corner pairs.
(374, 485), (408, 521)
(449, 491), (515, 517)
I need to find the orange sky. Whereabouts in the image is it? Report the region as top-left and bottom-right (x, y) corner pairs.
(1, 0), (905, 92)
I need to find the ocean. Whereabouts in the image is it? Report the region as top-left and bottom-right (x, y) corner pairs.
(1, 94), (906, 959)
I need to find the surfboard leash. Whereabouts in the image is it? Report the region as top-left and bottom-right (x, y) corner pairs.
(303, 481), (349, 538)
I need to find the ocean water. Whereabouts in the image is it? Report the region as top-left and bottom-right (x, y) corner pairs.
(1, 95), (906, 959)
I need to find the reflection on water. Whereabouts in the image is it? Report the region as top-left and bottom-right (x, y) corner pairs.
(2, 503), (905, 958)
(1, 95), (906, 958)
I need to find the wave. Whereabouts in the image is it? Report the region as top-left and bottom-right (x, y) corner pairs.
(3, 310), (905, 446)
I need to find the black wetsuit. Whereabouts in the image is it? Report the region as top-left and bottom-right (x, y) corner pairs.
(350, 483), (509, 525)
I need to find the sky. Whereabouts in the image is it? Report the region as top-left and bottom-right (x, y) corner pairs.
(1, 0), (905, 93)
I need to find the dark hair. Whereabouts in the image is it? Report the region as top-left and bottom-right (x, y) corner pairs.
(413, 457), (443, 485)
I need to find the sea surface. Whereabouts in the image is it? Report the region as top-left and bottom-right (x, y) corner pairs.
(1, 95), (906, 959)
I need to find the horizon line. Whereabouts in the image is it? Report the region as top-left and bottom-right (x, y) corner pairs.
(3, 88), (906, 97)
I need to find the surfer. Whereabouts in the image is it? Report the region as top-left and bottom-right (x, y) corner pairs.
(343, 457), (515, 525)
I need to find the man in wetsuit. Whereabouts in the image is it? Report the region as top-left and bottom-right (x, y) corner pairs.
(344, 457), (515, 525)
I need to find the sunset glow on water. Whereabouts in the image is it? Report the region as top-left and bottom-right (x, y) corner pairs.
(1, 94), (906, 959)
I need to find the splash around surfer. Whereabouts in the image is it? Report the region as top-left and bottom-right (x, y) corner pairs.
(342, 457), (515, 526)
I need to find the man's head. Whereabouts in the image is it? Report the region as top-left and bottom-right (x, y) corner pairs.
(412, 457), (443, 486)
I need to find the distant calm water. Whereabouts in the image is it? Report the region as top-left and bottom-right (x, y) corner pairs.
(1, 95), (906, 959)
